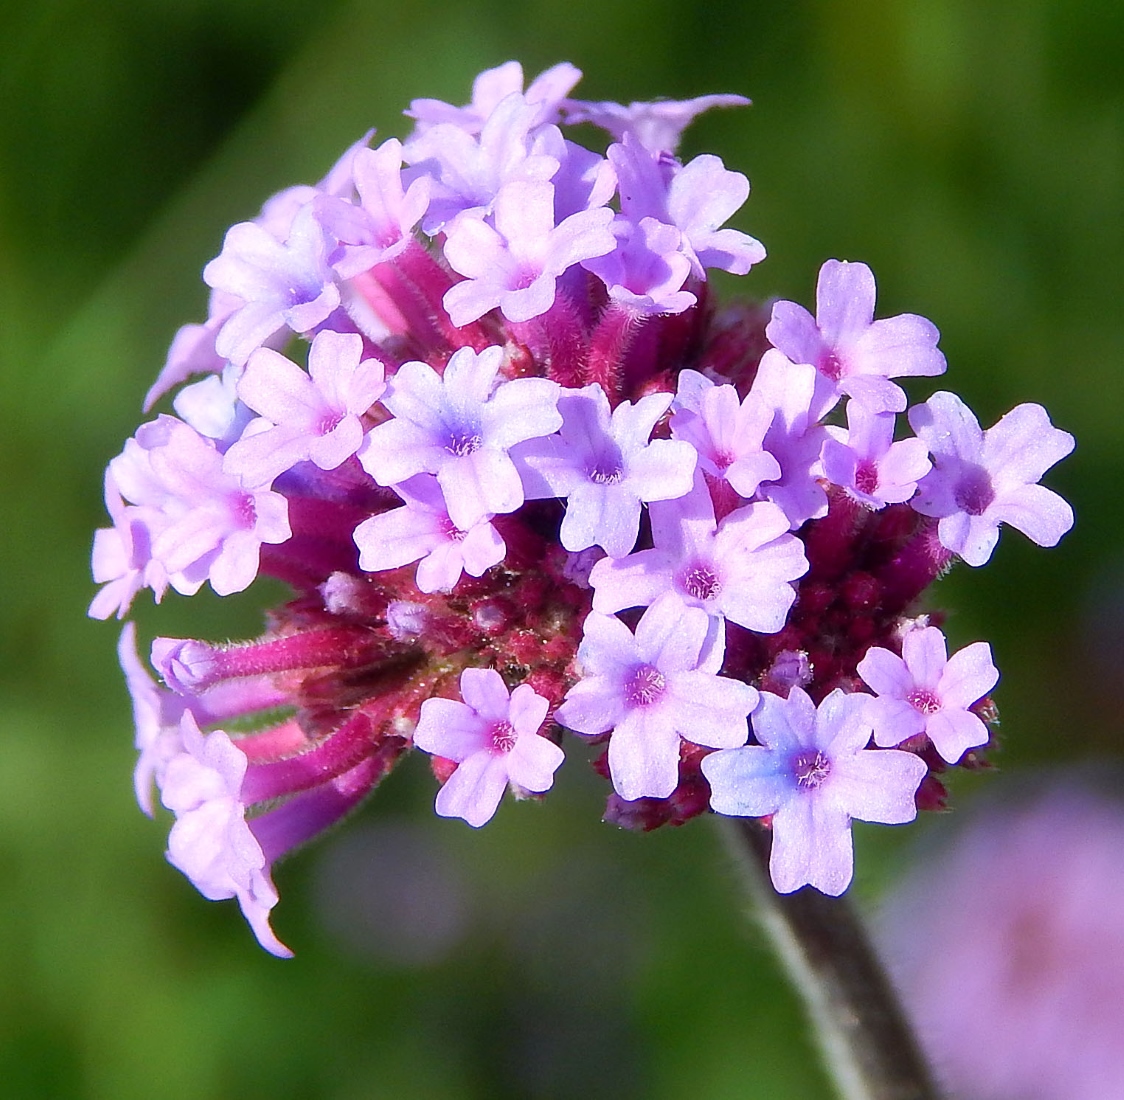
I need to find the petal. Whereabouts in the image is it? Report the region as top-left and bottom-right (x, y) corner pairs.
(701, 745), (791, 817)
(925, 709), (990, 763)
(938, 641), (999, 709)
(634, 596), (708, 672)
(506, 733), (565, 792)
(554, 677), (625, 736)
(435, 752), (510, 827)
(606, 709), (681, 801)
(815, 260), (876, 346)
(867, 696), (926, 748)
(459, 667), (511, 721)
(507, 683), (550, 737)
(856, 646), (913, 698)
(413, 697), (487, 760)
(752, 689), (816, 753)
(981, 403), (1074, 487)
(826, 748), (926, 823)
(770, 795), (854, 896)
(989, 484), (1074, 549)
(901, 626), (948, 690)
(665, 672), (756, 748)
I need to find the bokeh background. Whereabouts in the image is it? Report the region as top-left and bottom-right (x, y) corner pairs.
(1, 1), (1121, 1096)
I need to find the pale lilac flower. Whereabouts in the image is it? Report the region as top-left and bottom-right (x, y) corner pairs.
(512, 385), (697, 558)
(204, 203), (341, 367)
(821, 403), (931, 509)
(609, 134), (766, 278)
(856, 625), (998, 763)
(555, 597), (758, 801)
(223, 331), (385, 485)
(702, 688), (927, 895)
(358, 344), (561, 531)
(161, 712), (291, 957)
(766, 259), (946, 416)
(406, 94), (562, 233)
(562, 93), (750, 154)
(89, 469), (167, 620)
(442, 179), (615, 325)
(322, 139), (431, 279)
(909, 392), (1075, 566)
(589, 479), (807, 633)
(581, 216), (696, 315)
(747, 350), (829, 527)
(413, 668), (564, 827)
(124, 416), (291, 597)
(353, 474), (506, 592)
(407, 61), (582, 134)
(879, 785), (1124, 1100)
(669, 369), (781, 496)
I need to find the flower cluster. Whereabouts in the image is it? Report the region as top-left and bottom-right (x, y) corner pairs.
(92, 61), (1074, 955)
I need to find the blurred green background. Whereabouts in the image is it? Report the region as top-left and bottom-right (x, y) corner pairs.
(1, 0), (1120, 1096)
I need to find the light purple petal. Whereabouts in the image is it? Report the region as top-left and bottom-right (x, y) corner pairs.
(606, 709), (681, 801)
(827, 748), (926, 824)
(938, 641), (999, 710)
(770, 796), (854, 896)
(435, 752), (511, 827)
(902, 626), (948, 690)
(506, 733), (565, 792)
(702, 746), (791, 817)
(925, 709), (990, 763)
(989, 484), (1074, 549)
(665, 672), (756, 748)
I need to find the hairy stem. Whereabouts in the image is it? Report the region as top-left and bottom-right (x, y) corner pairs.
(719, 817), (942, 1100)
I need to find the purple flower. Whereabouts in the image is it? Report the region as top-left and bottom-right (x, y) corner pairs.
(821, 402), (932, 508)
(321, 138), (431, 279)
(670, 370), (781, 496)
(160, 712), (291, 957)
(702, 688), (928, 895)
(89, 469), (166, 620)
(580, 216), (696, 315)
(203, 203), (341, 367)
(589, 478), (807, 633)
(143, 418), (291, 596)
(555, 596), (758, 801)
(441, 179), (616, 325)
(405, 93), (562, 233)
(609, 135), (765, 279)
(353, 474), (506, 592)
(561, 93), (750, 155)
(908, 392), (1075, 566)
(412, 668), (564, 827)
(513, 385), (697, 558)
(358, 344), (561, 531)
(223, 331), (386, 485)
(766, 259), (946, 416)
(856, 625), (999, 763)
(747, 350), (830, 527)
(407, 61), (582, 134)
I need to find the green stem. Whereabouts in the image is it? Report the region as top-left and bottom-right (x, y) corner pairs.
(719, 817), (943, 1100)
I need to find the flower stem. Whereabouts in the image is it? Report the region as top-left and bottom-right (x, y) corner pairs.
(719, 817), (942, 1100)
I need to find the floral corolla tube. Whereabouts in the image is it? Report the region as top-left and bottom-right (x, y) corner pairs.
(91, 60), (1074, 955)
